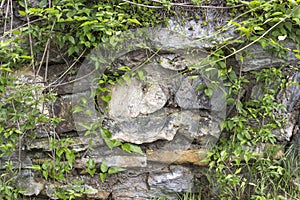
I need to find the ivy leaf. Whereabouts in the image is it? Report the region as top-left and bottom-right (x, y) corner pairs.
(121, 143), (144, 154)
(25, 165), (41, 171)
(128, 18), (142, 25)
(204, 88), (213, 98)
(122, 73), (131, 84)
(80, 20), (98, 27)
(294, 54), (300, 59)
(137, 70), (146, 81)
(100, 173), (107, 182)
(100, 161), (108, 173)
(68, 36), (75, 44)
(118, 66), (131, 71)
(108, 167), (126, 174)
(19, 10), (27, 16)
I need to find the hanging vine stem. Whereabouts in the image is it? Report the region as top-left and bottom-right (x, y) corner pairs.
(205, 4), (300, 71)
(122, 0), (244, 9)
(47, 48), (87, 90)
(23, 0), (35, 71)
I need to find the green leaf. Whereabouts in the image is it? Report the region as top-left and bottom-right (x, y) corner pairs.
(100, 173), (107, 182)
(226, 98), (235, 104)
(118, 66), (131, 71)
(271, 12), (283, 17)
(204, 88), (213, 98)
(68, 36), (75, 44)
(72, 105), (84, 113)
(108, 167), (126, 174)
(128, 19), (142, 25)
(137, 70), (146, 81)
(121, 143), (144, 154)
(295, 54), (300, 59)
(19, 10), (27, 16)
(196, 84), (205, 91)
(86, 168), (96, 177)
(42, 170), (48, 180)
(122, 73), (131, 84)
(26, 165), (41, 171)
(100, 161), (108, 173)
(100, 95), (111, 103)
(121, 143), (131, 152)
(80, 20), (98, 27)
(234, 168), (242, 175)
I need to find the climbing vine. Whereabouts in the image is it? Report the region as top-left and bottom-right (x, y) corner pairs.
(0, 0), (300, 199)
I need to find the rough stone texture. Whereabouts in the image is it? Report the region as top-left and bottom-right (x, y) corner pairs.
(109, 79), (168, 118)
(275, 71), (300, 141)
(18, 175), (45, 196)
(236, 41), (299, 72)
(111, 172), (151, 200)
(107, 59), (224, 144)
(148, 165), (194, 194)
(83, 146), (147, 168)
(146, 149), (208, 166)
(2, 5), (300, 199)
(278, 72), (300, 112)
(175, 76), (210, 110)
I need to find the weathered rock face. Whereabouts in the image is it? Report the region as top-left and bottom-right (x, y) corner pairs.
(106, 59), (223, 145)
(2, 3), (300, 199)
(236, 41), (299, 72)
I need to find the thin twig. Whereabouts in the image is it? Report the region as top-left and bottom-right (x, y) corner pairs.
(0, 18), (44, 39)
(11, 101), (23, 172)
(46, 66), (95, 88)
(36, 20), (56, 76)
(47, 48), (87, 88)
(9, 0), (13, 37)
(0, 0), (6, 9)
(122, 0), (163, 8)
(123, 0), (244, 9)
(220, 4), (300, 65)
(3, 0), (9, 35)
(23, 0), (35, 71)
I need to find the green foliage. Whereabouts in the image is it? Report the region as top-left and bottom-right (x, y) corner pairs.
(54, 180), (86, 200)
(1, 0), (300, 199)
(42, 138), (76, 180)
(228, 0), (300, 57)
(204, 65), (299, 199)
(22, 0), (168, 59)
(0, 162), (26, 200)
(99, 160), (126, 182)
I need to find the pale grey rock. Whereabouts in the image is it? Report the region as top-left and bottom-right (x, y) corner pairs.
(236, 41), (299, 72)
(109, 79), (168, 118)
(15, 169), (44, 196)
(26, 137), (88, 152)
(106, 63), (224, 144)
(108, 109), (219, 145)
(158, 54), (187, 71)
(175, 76), (210, 110)
(251, 84), (264, 100)
(148, 165), (193, 193)
(275, 71), (300, 141)
(86, 185), (110, 199)
(278, 72), (300, 112)
(112, 173), (150, 200)
(109, 109), (181, 144)
(0, 153), (32, 170)
(72, 91), (100, 132)
(271, 112), (298, 142)
(85, 147), (147, 168)
(19, 176), (45, 196)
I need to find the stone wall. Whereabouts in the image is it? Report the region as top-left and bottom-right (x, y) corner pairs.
(1, 1), (300, 199)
